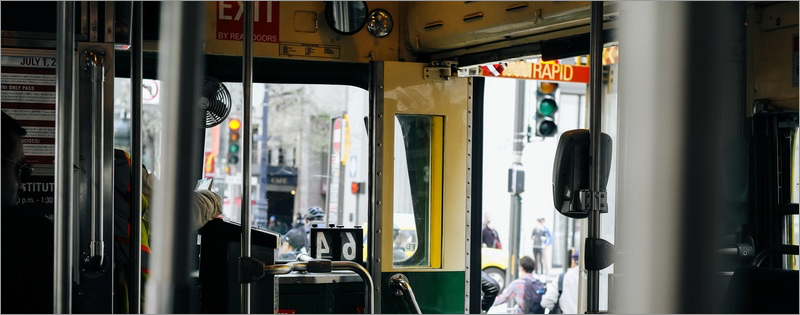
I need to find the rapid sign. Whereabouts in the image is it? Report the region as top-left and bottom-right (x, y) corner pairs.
(500, 61), (590, 83)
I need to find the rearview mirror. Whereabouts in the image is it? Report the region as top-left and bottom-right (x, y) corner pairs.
(552, 129), (612, 218)
(325, 1), (368, 35)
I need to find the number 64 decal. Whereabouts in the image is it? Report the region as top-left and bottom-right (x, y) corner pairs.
(316, 232), (331, 258)
(341, 232), (357, 261)
(310, 227), (364, 262)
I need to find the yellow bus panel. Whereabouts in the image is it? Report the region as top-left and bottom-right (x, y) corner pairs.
(203, 1), (402, 62)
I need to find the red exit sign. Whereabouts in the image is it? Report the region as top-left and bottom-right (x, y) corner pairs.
(216, 1), (280, 43)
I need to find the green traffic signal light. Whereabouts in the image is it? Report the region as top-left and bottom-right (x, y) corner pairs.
(538, 98), (558, 116)
(229, 143), (240, 153)
(537, 119), (557, 137)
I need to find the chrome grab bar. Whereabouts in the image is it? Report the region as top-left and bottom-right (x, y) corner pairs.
(332, 261), (375, 314)
(83, 50), (105, 272)
(263, 261), (306, 275)
(389, 273), (422, 314)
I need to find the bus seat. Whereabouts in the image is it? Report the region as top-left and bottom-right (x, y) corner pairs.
(722, 266), (799, 313)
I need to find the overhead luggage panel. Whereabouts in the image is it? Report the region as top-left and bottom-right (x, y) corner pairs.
(407, 1), (617, 58)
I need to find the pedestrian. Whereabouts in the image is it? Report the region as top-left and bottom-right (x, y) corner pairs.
(482, 214), (502, 249)
(541, 250), (580, 314)
(492, 256), (548, 313)
(530, 217), (552, 275)
(286, 206), (325, 253)
(277, 229), (307, 261)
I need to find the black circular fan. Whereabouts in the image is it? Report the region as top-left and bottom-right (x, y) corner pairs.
(200, 76), (232, 128)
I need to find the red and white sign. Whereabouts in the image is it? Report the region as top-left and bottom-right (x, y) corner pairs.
(142, 79), (159, 105)
(332, 118), (342, 155)
(216, 1), (280, 43)
(480, 63), (506, 77)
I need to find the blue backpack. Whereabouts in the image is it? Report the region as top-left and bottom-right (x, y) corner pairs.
(522, 277), (547, 314)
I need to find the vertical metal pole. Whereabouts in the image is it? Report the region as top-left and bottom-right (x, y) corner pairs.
(129, 1), (143, 313)
(587, 1), (604, 313)
(55, 2), (75, 312)
(506, 80), (526, 288)
(145, 2), (205, 313)
(369, 62), (385, 313)
(240, 1), (254, 313)
(468, 77), (486, 314)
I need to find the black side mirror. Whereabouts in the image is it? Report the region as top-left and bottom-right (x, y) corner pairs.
(552, 129), (612, 218)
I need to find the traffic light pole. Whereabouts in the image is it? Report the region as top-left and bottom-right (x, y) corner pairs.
(587, 2), (604, 314)
(506, 80), (527, 289)
(257, 89), (269, 226)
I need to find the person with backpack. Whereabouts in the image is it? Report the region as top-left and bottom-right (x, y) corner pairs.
(492, 256), (548, 313)
(541, 250), (580, 314)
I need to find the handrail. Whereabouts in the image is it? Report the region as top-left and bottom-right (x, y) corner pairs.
(753, 245), (799, 267)
(264, 262), (307, 275)
(717, 242), (755, 261)
(389, 273), (422, 314)
(84, 50), (106, 272)
(332, 261), (375, 314)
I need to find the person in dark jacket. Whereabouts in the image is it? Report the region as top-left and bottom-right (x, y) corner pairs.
(277, 228), (307, 261)
(482, 214), (502, 249)
(1, 112), (53, 313)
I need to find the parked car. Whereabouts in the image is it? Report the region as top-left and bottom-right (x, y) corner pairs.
(481, 247), (508, 291)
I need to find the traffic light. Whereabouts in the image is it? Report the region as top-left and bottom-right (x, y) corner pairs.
(351, 182), (364, 194)
(533, 81), (559, 137)
(228, 118), (241, 164)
